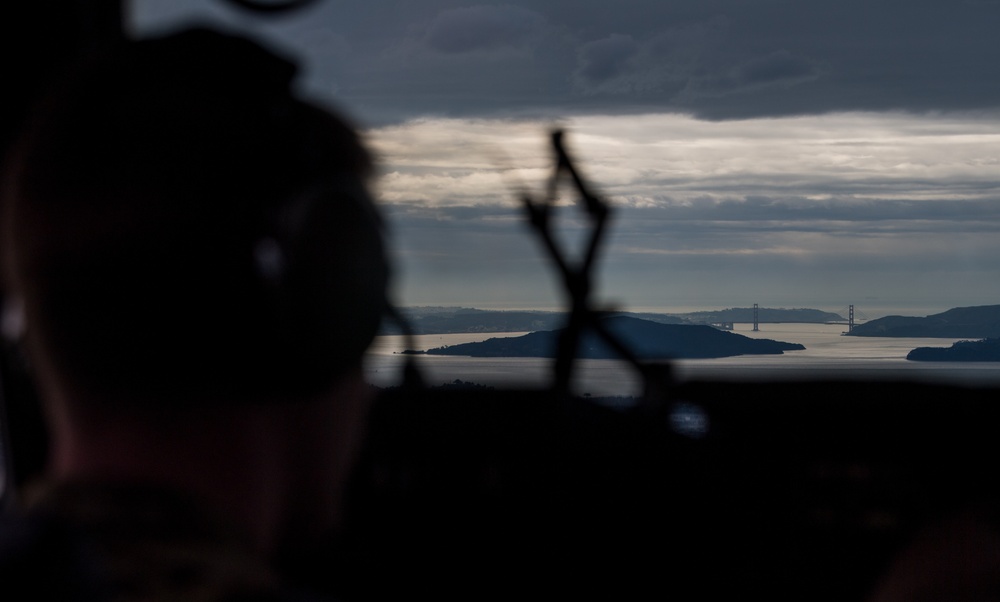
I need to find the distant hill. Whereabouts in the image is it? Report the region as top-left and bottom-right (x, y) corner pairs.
(847, 305), (1000, 338)
(907, 338), (1000, 361)
(679, 307), (844, 324)
(384, 306), (840, 335)
(382, 307), (684, 335)
(411, 315), (804, 360)
(615, 312), (688, 326)
(393, 308), (564, 334)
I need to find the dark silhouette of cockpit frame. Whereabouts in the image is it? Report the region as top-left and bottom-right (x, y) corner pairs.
(2, 2), (1000, 600)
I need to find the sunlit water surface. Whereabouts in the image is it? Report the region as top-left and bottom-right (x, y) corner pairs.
(364, 323), (1000, 397)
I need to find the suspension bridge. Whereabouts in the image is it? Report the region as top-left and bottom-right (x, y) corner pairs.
(834, 305), (870, 332)
(742, 303), (869, 332)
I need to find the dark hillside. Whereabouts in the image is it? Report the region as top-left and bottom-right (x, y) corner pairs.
(907, 337), (1000, 361)
(848, 305), (1000, 337)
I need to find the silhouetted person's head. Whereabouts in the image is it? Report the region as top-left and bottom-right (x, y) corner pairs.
(0, 29), (389, 554)
(2, 28), (388, 408)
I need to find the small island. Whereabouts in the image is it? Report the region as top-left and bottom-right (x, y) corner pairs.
(907, 338), (1000, 362)
(407, 315), (804, 360)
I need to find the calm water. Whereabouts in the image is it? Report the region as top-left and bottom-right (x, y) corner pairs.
(364, 323), (1000, 396)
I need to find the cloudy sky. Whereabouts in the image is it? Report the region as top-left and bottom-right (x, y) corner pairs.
(132, 0), (1000, 317)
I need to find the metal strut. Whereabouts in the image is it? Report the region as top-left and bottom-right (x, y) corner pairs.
(522, 130), (668, 398)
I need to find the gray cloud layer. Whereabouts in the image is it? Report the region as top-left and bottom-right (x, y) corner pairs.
(130, 2), (1000, 315)
(133, 0), (1000, 125)
(423, 5), (545, 54)
(365, 113), (1000, 314)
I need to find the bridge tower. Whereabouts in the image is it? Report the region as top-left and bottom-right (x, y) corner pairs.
(753, 303), (759, 332)
(849, 304), (854, 332)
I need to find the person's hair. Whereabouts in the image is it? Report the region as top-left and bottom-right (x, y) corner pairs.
(1, 28), (389, 406)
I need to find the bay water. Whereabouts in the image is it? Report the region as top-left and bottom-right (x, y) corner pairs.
(363, 323), (1000, 397)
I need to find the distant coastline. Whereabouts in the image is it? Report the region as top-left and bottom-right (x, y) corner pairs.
(384, 306), (845, 335)
(365, 323), (1000, 394)
(847, 305), (1000, 339)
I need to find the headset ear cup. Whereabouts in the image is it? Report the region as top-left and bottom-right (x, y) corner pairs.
(264, 180), (388, 391)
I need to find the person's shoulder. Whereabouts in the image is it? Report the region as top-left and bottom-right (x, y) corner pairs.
(0, 510), (344, 601)
(4, 482), (348, 602)
(0, 510), (111, 600)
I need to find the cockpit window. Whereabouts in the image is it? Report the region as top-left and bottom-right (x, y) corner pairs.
(129, 1), (1000, 394)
